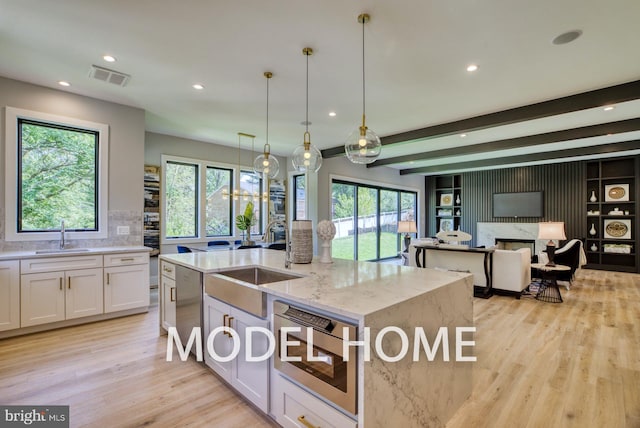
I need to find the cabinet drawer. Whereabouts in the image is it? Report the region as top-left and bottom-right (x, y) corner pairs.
(274, 375), (357, 428)
(160, 261), (176, 280)
(104, 252), (149, 267)
(21, 255), (103, 274)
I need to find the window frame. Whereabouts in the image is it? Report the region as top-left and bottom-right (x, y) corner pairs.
(161, 154), (265, 244)
(330, 176), (419, 261)
(4, 107), (109, 241)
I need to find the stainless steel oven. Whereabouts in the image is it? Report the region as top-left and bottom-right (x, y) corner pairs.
(273, 300), (357, 415)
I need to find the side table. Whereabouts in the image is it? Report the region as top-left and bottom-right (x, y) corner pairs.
(530, 263), (570, 303)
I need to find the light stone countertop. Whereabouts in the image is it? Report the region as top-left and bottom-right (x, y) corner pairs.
(0, 246), (152, 261)
(160, 248), (471, 321)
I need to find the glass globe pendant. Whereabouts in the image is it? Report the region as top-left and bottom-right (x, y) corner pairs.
(253, 72), (280, 179)
(344, 13), (381, 164)
(291, 47), (322, 173)
(292, 131), (322, 172)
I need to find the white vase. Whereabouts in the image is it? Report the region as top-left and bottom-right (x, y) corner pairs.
(590, 190), (597, 203)
(590, 243), (598, 252)
(455, 194), (461, 205)
(589, 223), (597, 236)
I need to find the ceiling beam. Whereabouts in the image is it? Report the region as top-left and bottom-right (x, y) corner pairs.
(399, 140), (640, 175)
(320, 79), (640, 159)
(369, 118), (640, 167)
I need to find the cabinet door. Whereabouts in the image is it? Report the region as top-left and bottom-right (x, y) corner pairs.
(104, 264), (149, 313)
(21, 272), (65, 327)
(230, 308), (270, 413)
(0, 261), (20, 331)
(203, 295), (233, 381)
(162, 275), (176, 330)
(66, 268), (103, 319)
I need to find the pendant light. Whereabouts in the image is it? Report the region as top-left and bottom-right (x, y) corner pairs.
(344, 13), (381, 164)
(253, 72), (280, 179)
(291, 47), (322, 173)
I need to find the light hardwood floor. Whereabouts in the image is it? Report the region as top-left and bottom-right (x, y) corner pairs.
(1, 269), (638, 428)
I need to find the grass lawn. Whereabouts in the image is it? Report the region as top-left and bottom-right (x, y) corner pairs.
(332, 231), (400, 260)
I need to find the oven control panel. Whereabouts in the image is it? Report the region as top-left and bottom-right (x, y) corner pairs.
(284, 306), (333, 331)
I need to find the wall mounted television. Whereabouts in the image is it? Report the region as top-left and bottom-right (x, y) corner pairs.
(493, 191), (544, 218)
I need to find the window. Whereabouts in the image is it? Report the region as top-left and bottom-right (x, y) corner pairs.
(331, 179), (418, 261)
(293, 174), (306, 220)
(161, 155), (265, 242)
(239, 170), (263, 236)
(4, 107), (109, 241)
(206, 166), (232, 236)
(165, 161), (199, 238)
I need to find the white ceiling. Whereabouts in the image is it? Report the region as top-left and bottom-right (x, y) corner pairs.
(1, 0), (639, 175)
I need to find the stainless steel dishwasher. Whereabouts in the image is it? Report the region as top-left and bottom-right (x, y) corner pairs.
(175, 265), (203, 356)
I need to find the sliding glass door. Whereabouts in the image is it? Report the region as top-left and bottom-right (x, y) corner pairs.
(331, 180), (417, 261)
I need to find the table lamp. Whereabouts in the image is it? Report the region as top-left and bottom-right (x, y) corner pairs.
(537, 221), (566, 266)
(397, 221), (417, 252)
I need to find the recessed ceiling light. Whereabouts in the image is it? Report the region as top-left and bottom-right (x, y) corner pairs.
(58, 81), (70, 87)
(329, 111), (336, 117)
(466, 64), (478, 72)
(460, 133), (467, 138)
(552, 30), (582, 45)
(103, 55), (116, 62)
(603, 106), (615, 111)
(192, 84), (204, 90)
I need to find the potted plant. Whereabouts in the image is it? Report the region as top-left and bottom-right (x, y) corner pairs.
(236, 201), (256, 245)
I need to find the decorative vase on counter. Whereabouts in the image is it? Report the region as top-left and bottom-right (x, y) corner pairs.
(316, 220), (336, 263)
(291, 220), (313, 264)
(589, 190), (597, 203)
(590, 243), (598, 252)
(589, 223), (597, 236)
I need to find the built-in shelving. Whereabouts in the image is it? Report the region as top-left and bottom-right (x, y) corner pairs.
(144, 165), (160, 256)
(585, 157), (638, 273)
(434, 175), (462, 233)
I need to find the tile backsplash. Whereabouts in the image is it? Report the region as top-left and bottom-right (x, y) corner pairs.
(0, 208), (143, 252)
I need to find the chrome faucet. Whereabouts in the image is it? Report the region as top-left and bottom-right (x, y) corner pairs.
(264, 220), (291, 269)
(59, 219), (65, 250)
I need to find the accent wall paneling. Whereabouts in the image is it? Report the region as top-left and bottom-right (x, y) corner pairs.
(426, 156), (640, 272)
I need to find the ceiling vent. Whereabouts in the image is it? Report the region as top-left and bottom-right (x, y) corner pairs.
(89, 64), (130, 87)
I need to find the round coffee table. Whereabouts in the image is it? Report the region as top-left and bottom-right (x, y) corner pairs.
(530, 263), (570, 303)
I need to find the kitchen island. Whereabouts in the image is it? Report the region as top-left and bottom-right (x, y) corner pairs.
(159, 248), (473, 428)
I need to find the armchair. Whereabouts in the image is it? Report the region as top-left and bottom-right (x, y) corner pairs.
(536, 239), (586, 288)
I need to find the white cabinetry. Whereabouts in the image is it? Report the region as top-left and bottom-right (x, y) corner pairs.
(0, 261), (20, 331)
(104, 252), (150, 313)
(160, 261), (176, 330)
(272, 374), (357, 428)
(203, 294), (270, 413)
(20, 256), (104, 327)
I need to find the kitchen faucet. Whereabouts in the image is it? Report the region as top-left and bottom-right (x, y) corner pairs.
(59, 219), (65, 250)
(264, 220), (291, 269)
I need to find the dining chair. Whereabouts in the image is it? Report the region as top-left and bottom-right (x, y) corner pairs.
(208, 240), (230, 246)
(177, 245), (192, 253)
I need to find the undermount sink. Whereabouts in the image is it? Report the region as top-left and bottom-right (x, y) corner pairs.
(35, 248), (91, 254)
(216, 266), (304, 285)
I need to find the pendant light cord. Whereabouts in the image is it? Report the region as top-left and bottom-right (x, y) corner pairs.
(362, 17), (366, 119)
(305, 51), (309, 133)
(266, 75), (269, 146)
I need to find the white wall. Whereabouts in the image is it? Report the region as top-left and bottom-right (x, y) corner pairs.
(0, 76), (145, 251)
